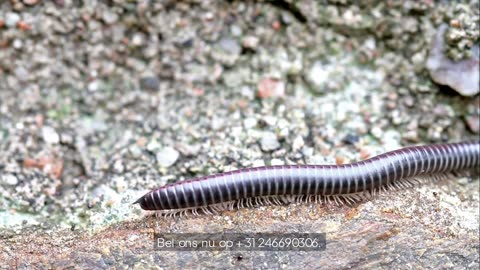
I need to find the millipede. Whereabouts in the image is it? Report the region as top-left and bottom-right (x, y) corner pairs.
(135, 141), (479, 216)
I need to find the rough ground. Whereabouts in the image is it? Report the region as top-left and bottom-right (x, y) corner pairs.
(0, 0), (479, 269)
(2, 179), (479, 269)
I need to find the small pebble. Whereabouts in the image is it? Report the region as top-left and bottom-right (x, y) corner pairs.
(5, 12), (20, 28)
(139, 76), (160, 91)
(271, 158), (284, 166)
(260, 132), (280, 152)
(230, 25), (242, 37)
(386, 101), (396, 110)
(257, 78), (285, 98)
(13, 39), (23, 49)
(42, 126), (60, 144)
(88, 81), (99, 92)
(53, 0), (64, 7)
(292, 136), (304, 152)
(464, 115), (480, 134)
(2, 174), (18, 186)
(131, 33), (144, 46)
(156, 147), (180, 168)
(113, 160), (124, 173)
(129, 145), (142, 158)
(382, 130), (401, 148)
(22, 0), (39, 5)
(335, 155), (345, 165)
(403, 96), (415, 107)
(17, 21), (31, 31)
(342, 133), (359, 145)
(102, 10), (119, 24)
(242, 36), (259, 50)
(15, 67), (29, 81)
(272, 21), (281, 30)
(203, 12), (214, 21)
(403, 130), (419, 142)
(359, 148), (371, 160)
(218, 37), (241, 55)
(146, 139), (161, 152)
(243, 118), (257, 129)
(60, 133), (73, 144)
(302, 147), (314, 158)
(307, 61), (329, 89)
(252, 159), (265, 167)
(370, 127), (383, 139)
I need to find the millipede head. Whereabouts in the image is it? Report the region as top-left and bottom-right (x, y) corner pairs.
(134, 193), (155, 210)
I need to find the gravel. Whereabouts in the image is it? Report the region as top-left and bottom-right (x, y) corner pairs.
(0, 0), (478, 268)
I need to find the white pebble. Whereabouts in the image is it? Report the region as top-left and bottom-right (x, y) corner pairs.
(270, 159), (284, 166)
(88, 81), (99, 92)
(292, 136), (304, 152)
(260, 132), (280, 151)
(13, 39), (23, 49)
(42, 126), (60, 144)
(243, 117), (257, 129)
(5, 12), (20, 28)
(113, 160), (124, 173)
(2, 174), (18, 186)
(156, 147), (180, 168)
(370, 126), (383, 139)
(146, 139), (161, 152)
(252, 159), (265, 167)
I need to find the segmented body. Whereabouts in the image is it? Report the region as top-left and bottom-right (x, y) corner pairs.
(135, 141), (479, 213)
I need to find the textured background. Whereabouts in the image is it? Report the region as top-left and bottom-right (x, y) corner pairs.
(0, 0), (478, 268)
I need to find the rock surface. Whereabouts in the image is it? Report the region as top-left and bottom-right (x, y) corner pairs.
(426, 24), (480, 96)
(0, 0), (478, 268)
(1, 179), (478, 269)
